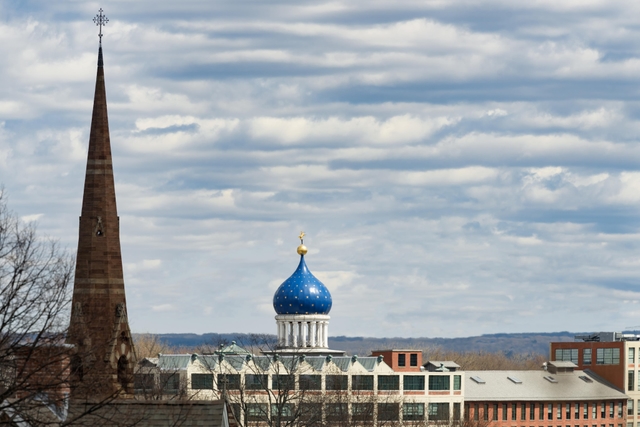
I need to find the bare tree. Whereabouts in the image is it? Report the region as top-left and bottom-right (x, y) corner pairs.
(0, 190), (75, 423)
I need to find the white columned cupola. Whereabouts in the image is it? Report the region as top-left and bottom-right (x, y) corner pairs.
(273, 232), (333, 351)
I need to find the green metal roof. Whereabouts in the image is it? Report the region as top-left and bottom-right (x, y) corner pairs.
(216, 341), (250, 355)
(357, 357), (378, 371)
(157, 354), (192, 370)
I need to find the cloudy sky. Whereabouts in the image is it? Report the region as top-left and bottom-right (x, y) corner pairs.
(3, 0), (640, 339)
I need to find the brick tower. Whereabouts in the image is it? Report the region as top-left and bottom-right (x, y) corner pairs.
(66, 42), (136, 399)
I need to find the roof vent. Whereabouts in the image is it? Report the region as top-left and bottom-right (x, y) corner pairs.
(579, 376), (593, 383)
(544, 376), (558, 383)
(470, 376), (485, 384)
(507, 376), (522, 384)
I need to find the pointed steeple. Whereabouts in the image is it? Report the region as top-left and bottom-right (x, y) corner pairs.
(67, 40), (136, 399)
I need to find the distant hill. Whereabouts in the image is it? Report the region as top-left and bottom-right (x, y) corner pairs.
(135, 331), (577, 357)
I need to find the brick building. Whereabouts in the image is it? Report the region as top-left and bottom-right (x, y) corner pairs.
(464, 361), (628, 427)
(551, 332), (640, 427)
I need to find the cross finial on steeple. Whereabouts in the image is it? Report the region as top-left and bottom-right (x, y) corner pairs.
(93, 8), (109, 44)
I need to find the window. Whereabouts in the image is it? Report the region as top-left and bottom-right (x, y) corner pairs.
(272, 374), (294, 390)
(299, 375), (321, 390)
(593, 403), (597, 419)
(532, 404), (537, 420)
(191, 373), (213, 390)
(410, 353), (418, 366)
(352, 403), (374, 421)
(160, 373), (180, 394)
(541, 403), (545, 421)
(493, 404), (499, 421)
(326, 375), (348, 390)
(513, 403), (518, 420)
(636, 399), (640, 416)
(429, 375), (450, 390)
(454, 403), (460, 421)
(610, 403), (614, 418)
(522, 403), (527, 421)
(404, 375), (425, 390)
(378, 375), (399, 390)
(429, 403), (450, 421)
(567, 403), (572, 419)
(474, 404), (479, 421)
(618, 402), (623, 418)
(271, 404), (294, 421)
(597, 348), (621, 365)
(454, 375), (462, 390)
(558, 404), (563, 419)
(217, 374), (240, 390)
(556, 348), (579, 364)
(548, 404), (553, 420)
(245, 374), (267, 390)
(576, 404), (580, 420)
(630, 348), (636, 364)
(352, 375), (373, 390)
(398, 354), (406, 367)
(246, 403), (268, 422)
(629, 400), (634, 417)
(630, 372), (635, 391)
(403, 403), (425, 421)
(601, 403), (605, 419)
(134, 373), (155, 392)
(299, 403), (322, 423)
(379, 403), (399, 421)
(230, 404), (241, 422)
(326, 403), (347, 421)
(584, 403), (588, 419)
(584, 349), (592, 365)
(484, 404), (489, 421)
(503, 403), (508, 421)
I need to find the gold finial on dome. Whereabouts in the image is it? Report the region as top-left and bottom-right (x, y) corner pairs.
(297, 231), (307, 255)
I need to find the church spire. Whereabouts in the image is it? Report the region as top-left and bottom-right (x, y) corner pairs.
(67, 12), (136, 399)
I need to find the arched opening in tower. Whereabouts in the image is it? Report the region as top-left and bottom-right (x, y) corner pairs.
(71, 354), (84, 383)
(117, 355), (129, 391)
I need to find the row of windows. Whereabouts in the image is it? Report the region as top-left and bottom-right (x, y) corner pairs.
(234, 402), (459, 422)
(626, 372), (640, 392)
(135, 373), (462, 393)
(484, 425), (623, 427)
(397, 353), (420, 367)
(467, 402), (623, 421)
(555, 348), (621, 366)
(626, 400), (640, 417)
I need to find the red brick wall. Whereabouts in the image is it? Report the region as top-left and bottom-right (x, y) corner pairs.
(371, 350), (422, 372)
(550, 342), (625, 390)
(466, 399), (627, 427)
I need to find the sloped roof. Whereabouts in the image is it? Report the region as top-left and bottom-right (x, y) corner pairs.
(465, 370), (626, 401)
(252, 356), (272, 372)
(304, 357), (326, 371)
(157, 354), (192, 370)
(217, 342), (250, 355)
(426, 361), (460, 370)
(195, 355), (218, 370)
(357, 357), (379, 372)
(67, 399), (231, 427)
(548, 361), (577, 368)
(331, 357), (352, 372)
(224, 356), (247, 372)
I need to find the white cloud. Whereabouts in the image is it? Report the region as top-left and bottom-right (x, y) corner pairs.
(5, 1), (640, 339)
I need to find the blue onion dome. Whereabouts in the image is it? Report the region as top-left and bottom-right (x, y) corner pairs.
(273, 239), (332, 315)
